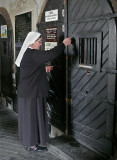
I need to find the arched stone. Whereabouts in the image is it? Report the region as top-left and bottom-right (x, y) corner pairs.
(0, 7), (14, 99)
(37, 0), (47, 24)
(0, 7), (12, 30)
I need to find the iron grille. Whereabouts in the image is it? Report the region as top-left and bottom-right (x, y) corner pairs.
(78, 32), (102, 71)
(79, 38), (97, 65)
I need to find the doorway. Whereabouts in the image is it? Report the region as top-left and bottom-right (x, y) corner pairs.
(65, 0), (117, 156)
(0, 13), (12, 98)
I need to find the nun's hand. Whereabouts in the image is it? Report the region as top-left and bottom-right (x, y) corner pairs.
(45, 66), (53, 72)
(63, 37), (71, 46)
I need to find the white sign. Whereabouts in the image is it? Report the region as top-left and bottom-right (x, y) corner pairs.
(45, 9), (58, 22)
(45, 42), (57, 50)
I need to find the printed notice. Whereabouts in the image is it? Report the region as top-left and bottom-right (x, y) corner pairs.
(46, 26), (57, 42)
(45, 9), (58, 22)
(45, 42), (57, 50)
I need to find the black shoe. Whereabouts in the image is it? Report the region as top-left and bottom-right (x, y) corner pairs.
(36, 145), (47, 152)
(27, 147), (37, 152)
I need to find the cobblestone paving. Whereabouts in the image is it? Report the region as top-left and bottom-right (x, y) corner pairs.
(0, 106), (60, 160)
(0, 105), (116, 160)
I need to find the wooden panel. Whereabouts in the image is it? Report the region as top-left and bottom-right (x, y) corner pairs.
(67, 0), (116, 156)
(37, 0), (66, 131)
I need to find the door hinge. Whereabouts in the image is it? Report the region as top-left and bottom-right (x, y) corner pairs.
(65, 98), (72, 103)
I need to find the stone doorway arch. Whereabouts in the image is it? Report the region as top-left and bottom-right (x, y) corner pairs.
(0, 7), (13, 99)
(0, 7), (12, 29)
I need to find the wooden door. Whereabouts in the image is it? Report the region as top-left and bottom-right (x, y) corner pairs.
(0, 14), (12, 97)
(65, 0), (117, 156)
(37, 0), (66, 131)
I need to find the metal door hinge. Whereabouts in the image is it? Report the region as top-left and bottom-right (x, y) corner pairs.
(65, 98), (72, 103)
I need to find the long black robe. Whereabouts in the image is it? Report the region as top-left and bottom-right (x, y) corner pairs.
(18, 43), (65, 147)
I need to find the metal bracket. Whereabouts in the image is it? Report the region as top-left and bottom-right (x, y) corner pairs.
(65, 98), (72, 103)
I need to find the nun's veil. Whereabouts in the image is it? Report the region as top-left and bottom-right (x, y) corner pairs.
(15, 31), (41, 67)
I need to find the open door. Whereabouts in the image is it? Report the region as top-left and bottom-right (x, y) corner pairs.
(0, 14), (12, 98)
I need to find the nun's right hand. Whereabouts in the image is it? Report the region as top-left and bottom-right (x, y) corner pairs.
(63, 37), (71, 46)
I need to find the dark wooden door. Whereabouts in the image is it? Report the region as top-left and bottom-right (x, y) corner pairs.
(37, 0), (66, 131)
(0, 14), (12, 97)
(65, 0), (117, 156)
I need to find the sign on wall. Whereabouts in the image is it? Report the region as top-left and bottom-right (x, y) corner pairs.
(45, 42), (57, 50)
(1, 25), (7, 38)
(45, 9), (58, 22)
(46, 26), (57, 41)
(45, 26), (57, 50)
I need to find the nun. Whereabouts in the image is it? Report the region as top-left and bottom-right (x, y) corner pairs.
(15, 31), (71, 152)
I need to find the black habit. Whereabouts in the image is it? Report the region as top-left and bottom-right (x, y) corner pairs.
(18, 43), (65, 147)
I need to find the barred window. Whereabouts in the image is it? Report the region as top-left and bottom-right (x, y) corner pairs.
(78, 32), (102, 71)
(79, 38), (97, 65)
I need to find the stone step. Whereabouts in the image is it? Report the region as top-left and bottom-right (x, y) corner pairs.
(48, 135), (107, 160)
(48, 143), (73, 160)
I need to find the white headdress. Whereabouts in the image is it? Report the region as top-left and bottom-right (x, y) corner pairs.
(15, 31), (41, 67)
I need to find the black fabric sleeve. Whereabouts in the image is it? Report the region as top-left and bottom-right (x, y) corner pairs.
(31, 43), (65, 65)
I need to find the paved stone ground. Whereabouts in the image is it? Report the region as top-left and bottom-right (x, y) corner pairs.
(0, 104), (116, 160)
(0, 105), (60, 160)
(48, 135), (109, 160)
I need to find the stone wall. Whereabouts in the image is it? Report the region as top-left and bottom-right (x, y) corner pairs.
(0, 0), (46, 109)
(0, 0), (46, 57)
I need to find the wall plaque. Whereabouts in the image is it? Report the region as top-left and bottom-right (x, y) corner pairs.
(45, 42), (57, 50)
(46, 26), (57, 42)
(45, 9), (58, 22)
(45, 26), (57, 50)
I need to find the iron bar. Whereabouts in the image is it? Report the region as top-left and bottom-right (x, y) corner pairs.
(71, 13), (117, 24)
(65, 0), (69, 135)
